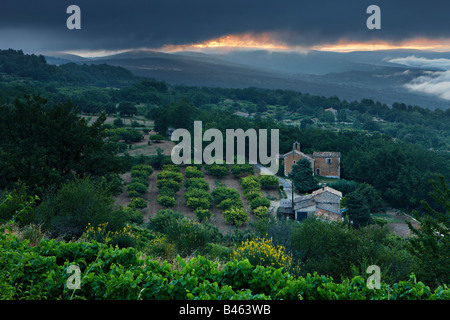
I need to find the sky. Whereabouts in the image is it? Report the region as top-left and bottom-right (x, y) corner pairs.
(1, 0), (450, 56)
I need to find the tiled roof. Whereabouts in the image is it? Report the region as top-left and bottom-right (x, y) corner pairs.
(312, 151), (341, 158)
(282, 150), (314, 160)
(312, 186), (342, 198)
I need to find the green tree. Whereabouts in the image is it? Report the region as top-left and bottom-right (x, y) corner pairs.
(291, 218), (360, 279)
(355, 183), (383, 213)
(153, 98), (197, 134)
(117, 101), (137, 117)
(289, 159), (319, 193)
(344, 191), (371, 228)
(113, 117), (124, 127)
(34, 178), (128, 239)
(0, 95), (124, 195)
(407, 175), (450, 288)
(319, 111), (336, 123)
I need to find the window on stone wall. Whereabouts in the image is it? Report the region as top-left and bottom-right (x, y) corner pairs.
(326, 158), (332, 164)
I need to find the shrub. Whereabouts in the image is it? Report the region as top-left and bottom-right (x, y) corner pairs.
(183, 161), (202, 170)
(250, 197), (271, 210)
(34, 178), (127, 239)
(230, 236), (296, 272)
(120, 206), (144, 225)
(157, 195), (176, 208)
(148, 209), (183, 233)
(206, 164), (229, 178)
(253, 206), (269, 218)
(157, 179), (181, 193)
(131, 164), (154, 176)
(231, 164), (254, 177)
(158, 186), (176, 197)
(18, 223), (46, 246)
(162, 164), (181, 172)
(203, 243), (231, 260)
(223, 207), (248, 227)
(148, 235), (176, 258)
(127, 190), (141, 198)
(259, 175), (279, 189)
(97, 173), (124, 197)
(148, 148), (172, 169)
(106, 128), (142, 143)
(128, 197), (148, 209)
(240, 175), (261, 191)
(131, 170), (150, 180)
(218, 198), (243, 211)
(127, 182), (147, 195)
(186, 197), (211, 210)
(80, 222), (138, 248)
(131, 176), (149, 187)
(113, 118), (124, 127)
(185, 166), (204, 178)
(184, 188), (211, 201)
(117, 142), (128, 152)
(149, 134), (165, 142)
(157, 170), (183, 183)
(164, 218), (210, 254)
(184, 178), (209, 191)
(243, 190), (263, 201)
(0, 182), (36, 225)
(211, 187), (241, 204)
(194, 208), (212, 222)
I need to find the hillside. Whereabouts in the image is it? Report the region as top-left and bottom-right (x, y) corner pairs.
(1, 49), (449, 297)
(0, 49), (139, 87)
(52, 49), (450, 110)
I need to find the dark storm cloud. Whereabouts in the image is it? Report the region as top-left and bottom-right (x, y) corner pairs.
(0, 0), (449, 52)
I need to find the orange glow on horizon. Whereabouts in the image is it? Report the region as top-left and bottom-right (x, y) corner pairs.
(160, 34), (450, 54)
(160, 33), (292, 52)
(60, 35), (450, 59)
(313, 38), (450, 52)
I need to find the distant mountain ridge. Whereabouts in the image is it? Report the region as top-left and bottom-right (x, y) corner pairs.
(0, 49), (138, 87)
(27, 48), (450, 110)
(73, 49), (450, 110)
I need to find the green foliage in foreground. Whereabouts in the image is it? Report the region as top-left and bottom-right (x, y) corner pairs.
(0, 234), (448, 300)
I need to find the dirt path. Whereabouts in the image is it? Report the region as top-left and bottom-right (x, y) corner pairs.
(383, 210), (419, 238)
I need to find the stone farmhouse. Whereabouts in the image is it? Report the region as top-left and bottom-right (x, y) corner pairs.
(280, 142), (341, 178)
(279, 186), (343, 223)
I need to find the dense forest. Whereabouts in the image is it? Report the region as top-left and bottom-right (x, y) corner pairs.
(0, 49), (449, 300)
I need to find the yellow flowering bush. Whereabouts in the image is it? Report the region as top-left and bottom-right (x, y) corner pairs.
(230, 236), (299, 273)
(80, 222), (137, 248)
(147, 235), (175, 258)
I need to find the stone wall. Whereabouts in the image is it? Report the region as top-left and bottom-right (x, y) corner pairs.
(314, 157), (340, 178)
